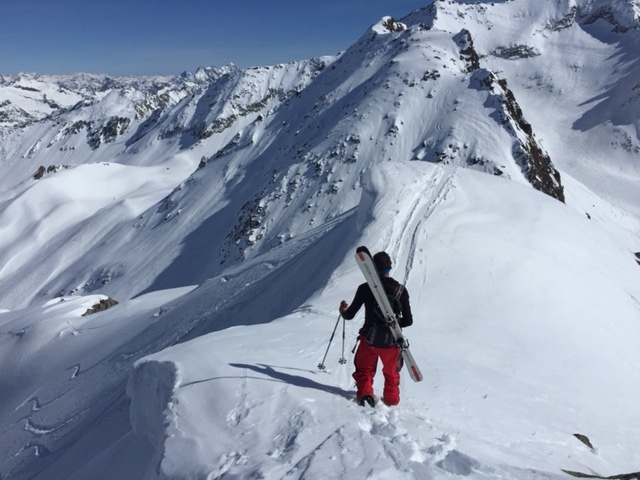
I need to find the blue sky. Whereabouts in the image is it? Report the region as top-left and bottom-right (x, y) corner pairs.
(1, 0), (429, 77)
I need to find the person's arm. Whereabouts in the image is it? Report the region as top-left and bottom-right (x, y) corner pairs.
(339, 284), (366, 320)
(399, 288), (413, 327)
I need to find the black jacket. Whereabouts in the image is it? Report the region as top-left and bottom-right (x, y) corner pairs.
(342, 276), (413, 329)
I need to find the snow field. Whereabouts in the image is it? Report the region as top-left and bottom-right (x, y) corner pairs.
(125, 162), (640, 479)
(1, 1), (640, 478)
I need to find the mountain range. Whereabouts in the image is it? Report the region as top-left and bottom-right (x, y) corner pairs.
(1, 0), (640, 478)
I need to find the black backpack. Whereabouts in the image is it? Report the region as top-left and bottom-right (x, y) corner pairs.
(362, 284), (404, 348)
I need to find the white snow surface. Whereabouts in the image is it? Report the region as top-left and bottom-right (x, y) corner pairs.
(126, 163), (640, 480)
(1, 0), (640, 479)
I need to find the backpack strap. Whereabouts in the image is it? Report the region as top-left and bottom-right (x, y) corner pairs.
(372, 283), (405, 326)
(393, 284), (404, 301)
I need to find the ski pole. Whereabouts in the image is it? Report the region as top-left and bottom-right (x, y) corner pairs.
(318, 314), (342, 370)
(340, 316), (346, 364)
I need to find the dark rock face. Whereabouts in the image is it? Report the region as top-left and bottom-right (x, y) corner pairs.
(382, 17), (406, 33)
(81, 297), (119, 316)
(546, 6), (578, 31)
(88, 116), (131, 150)
(473, 69), (564, 202)
(490, 44), (540, 60)
(454, 29), (481, 72)
(33, 165), (46, 180)
(580, 6), (632, 33)
(496, 77), (565, 203)
(33, 165), (69, 180)
(457, 30), (565, 202)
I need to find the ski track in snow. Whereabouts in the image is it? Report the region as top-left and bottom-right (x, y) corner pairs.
(434, 77), (453, 135)
(397, 166), (457, 285)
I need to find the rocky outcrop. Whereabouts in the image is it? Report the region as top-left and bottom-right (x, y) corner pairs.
(87, 116), (131, 149)
(456, 29), (564, 202)
(81, 297), (119, 316)
(490, 44), (540, 60)
(382, 17), (406, 33)
(546, 6), (578, 31)
(473, 69), (565, 202)
(33, 164), (69, 180)
(0, 99), (36, 129)
(454, 29), (481, 72)
(579, 5), (635, 33)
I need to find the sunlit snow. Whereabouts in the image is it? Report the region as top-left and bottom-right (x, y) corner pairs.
(1, 0), (640, 479)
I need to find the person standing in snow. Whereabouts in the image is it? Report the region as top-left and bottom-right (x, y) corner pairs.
(339, 251), (413, 407)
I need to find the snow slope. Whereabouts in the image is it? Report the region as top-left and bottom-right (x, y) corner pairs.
(124, 162), (640, 479)
(1, 0), (640, 478)
(417, 0), (640, 213)
(4, 161), (639, 478)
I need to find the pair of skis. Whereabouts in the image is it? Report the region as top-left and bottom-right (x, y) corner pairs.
(355, 246), (423, 383)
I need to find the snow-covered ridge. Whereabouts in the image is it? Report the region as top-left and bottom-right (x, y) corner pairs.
(1, 0), (638, 308)
(124, 162), (640, 479)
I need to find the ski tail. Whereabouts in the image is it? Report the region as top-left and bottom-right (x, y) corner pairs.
(356, 246), (372, 265)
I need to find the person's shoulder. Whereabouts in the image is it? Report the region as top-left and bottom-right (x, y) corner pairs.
(385, 277), (408, 293)
(383, 276), (402, 286)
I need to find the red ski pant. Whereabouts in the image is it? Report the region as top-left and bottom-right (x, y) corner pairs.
(353, 338), (402, 405)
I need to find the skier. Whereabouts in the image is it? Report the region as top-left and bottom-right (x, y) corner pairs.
(339, 251), (413, 407)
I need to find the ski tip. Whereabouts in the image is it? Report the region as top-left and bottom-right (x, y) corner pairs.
(356, 246), (371, 256)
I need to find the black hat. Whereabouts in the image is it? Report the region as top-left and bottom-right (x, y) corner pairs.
(373, 251), (392, 273)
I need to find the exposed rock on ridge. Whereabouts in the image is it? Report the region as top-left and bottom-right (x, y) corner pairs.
(455, 29), (565, 202)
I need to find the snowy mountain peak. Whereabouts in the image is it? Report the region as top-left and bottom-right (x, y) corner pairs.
(1, 0), (640, 478)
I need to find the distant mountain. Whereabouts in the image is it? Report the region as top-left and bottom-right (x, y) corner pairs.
(1, 1), (640, 479)
(2, 0), (638, 309)
(0, 68), (230, 131)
